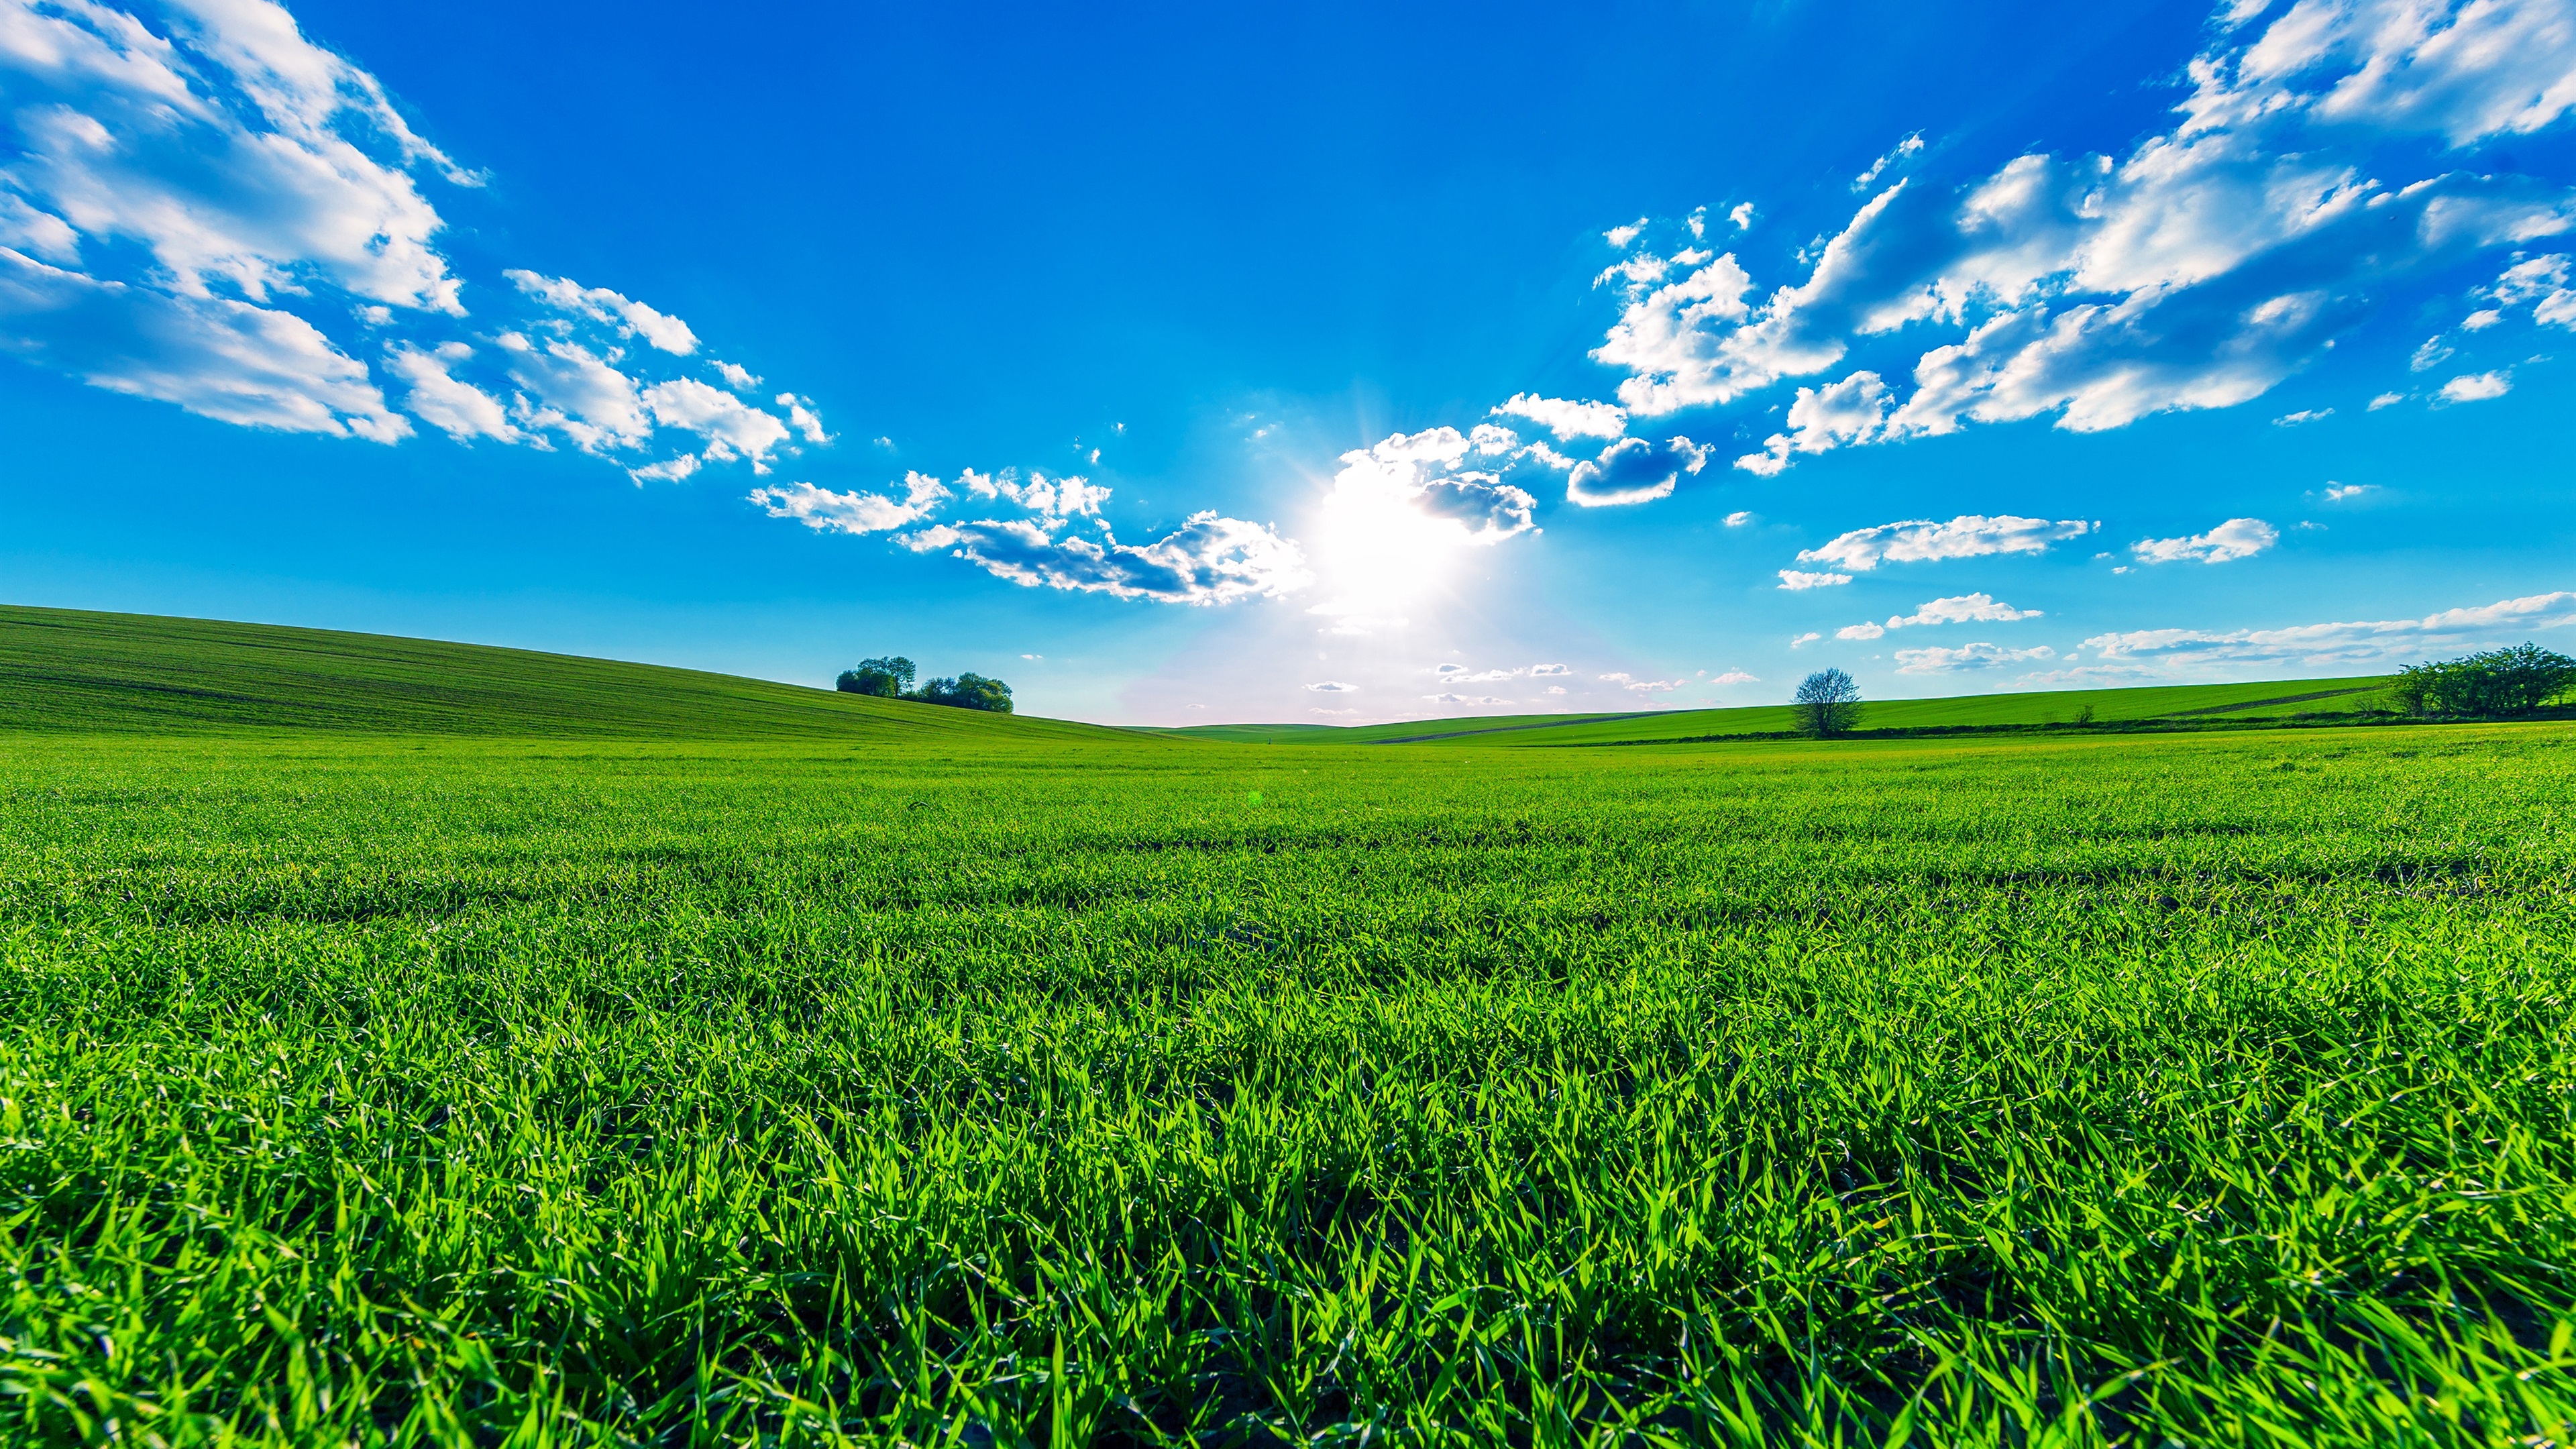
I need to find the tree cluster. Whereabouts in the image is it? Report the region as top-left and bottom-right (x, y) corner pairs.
(2387, 643), (2575, 718)
(835, 656), (1014, 713)
(1794, 667), (1863, 738)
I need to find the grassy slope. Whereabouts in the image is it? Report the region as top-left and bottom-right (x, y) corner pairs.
(0, 604), (1138, 743)
(1156, 676), (2392, 747)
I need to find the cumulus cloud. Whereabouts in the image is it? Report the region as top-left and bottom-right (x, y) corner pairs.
(1305, 680), (1358, 692)
(1894, 642), (2058, 674)
(0, 244), (411, 438)
(2086, 588), (2576, 667)
(2321, 482), (2377, 501)
(496, 331), (647, 453)
(1491, 392), (1628, 440)
(506, 270), (697, 354)
(1841, 592), (2041, 639)
(1565, 435), (1711, 506)
(643, 377), (789, 470)
(2489, 254), (2576, 326)
(1580, 1), (2576, 469)
(383, 340), (518, 443)
(2131, 517), (2279, 564)
(1710, 669), (1758, 684)
(1737, 370), (1894, 474)
(1600, 672), (1682, 692)
(0, 0), (852, 492)
(2437, 370), (2513, 400)
(1798, 514), (2094, 572)
(916, 510), (1311, 605)
(749, 470), (948, 535)
(712, 360), (759, 390)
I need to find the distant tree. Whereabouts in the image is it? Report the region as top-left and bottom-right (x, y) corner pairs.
(1794, 667), (1863, 738)
(919, 673), (1014, 713)
(837, 656), (916, 697)
(2389, 643), (2576, 718)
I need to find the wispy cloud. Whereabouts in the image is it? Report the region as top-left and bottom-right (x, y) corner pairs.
(1894, 642), (2057, 674)
(1798, 515), (2094, 572)
(2087, 589), (2576, 667)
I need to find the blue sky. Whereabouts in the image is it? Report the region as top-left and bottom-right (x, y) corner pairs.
(3, 0), (2572, 725)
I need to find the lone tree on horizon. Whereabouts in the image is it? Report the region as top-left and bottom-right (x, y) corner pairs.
(1794, 667), (1863, 738)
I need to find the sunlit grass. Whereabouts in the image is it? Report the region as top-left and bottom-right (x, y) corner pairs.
(0, 727), (2569, 1445)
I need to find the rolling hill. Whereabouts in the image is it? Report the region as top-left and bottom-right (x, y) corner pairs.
(1146, 676), (2395, 747)
(0, 604), (1137, 742)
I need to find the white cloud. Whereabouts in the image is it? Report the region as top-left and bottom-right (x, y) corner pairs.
(712, 360), (759, 390)
(0, 1), (465, 315)
(1797, 514), (2094, 572)
(919, 510), (1310, 605)
(776, 392), (830, 443)
(1605, 219), (1647, 249)
(627, 455), (699, 484)
(2437, 370), (2512, 400)
(1466, 421), (1519, 454)
(1729, 202), (1756, 231)
(1859, 592), (2044, 633)
(0, 0), (861, 487)
(1491, 392), (1628, 440)
(505, 270), (698, 355)
(1436, 660), (1570, 683)
(1305, 681), (1358, 692)
(384, 340), (519, 442)
(1709, 669), (1758, 684)
(1580, 3), (2576, 467)
(2087, 589), (2576, 666)
(1853, 131), (1924, 190)
(2368, 390), (2408, 409)
(0, 246), (407, 438)
(748, 470), (948, 535)
(961, 466), (1111, 520)
(2411, 337), (2456, 372)
(1311, 707), (1358, 716)
(2461, 308), (2505, 329)
(496, 331), (647, 453)
(1737, 370), (1892, 474)
(2489, 254), (2576, 326)
(1789, 631), (1823, 647)
(2271, 407), (2333, 425)
(2131, 516), (2279, 564)
(1566, 435), (1710, 506)
(641, 377), (790, 471)
(1894, 642), (2058, 674)
(1724, 510), (1754, 527)
(1600, 672), (1682, 692)
(2322, 482), (2376, 501)
(1778, 570), (1852, 590)
(1426, 692), (1512, 706)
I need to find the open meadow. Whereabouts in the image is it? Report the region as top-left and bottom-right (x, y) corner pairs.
(3, 710), (2572, 1446)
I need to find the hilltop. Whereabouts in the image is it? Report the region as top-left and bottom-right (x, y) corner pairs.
(0, 605), (1134, 743)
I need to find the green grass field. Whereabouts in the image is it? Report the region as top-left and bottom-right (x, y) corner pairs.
(1, 612), (2569, 1446)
